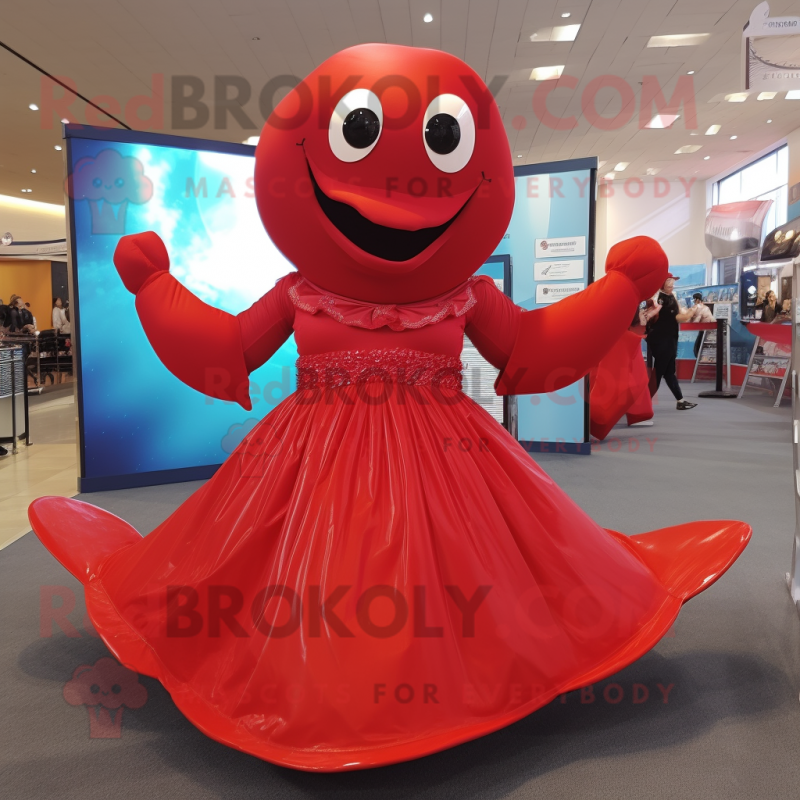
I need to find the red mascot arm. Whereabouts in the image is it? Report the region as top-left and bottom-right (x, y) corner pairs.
(114, 232), (294, 410)
(466, 236), (668, 396)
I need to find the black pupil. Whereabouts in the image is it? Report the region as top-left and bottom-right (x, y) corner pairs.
(342, 108), (380, 149)
(425, 114), (460, 155)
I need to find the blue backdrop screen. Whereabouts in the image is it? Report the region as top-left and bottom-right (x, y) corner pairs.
(68, 132), (297, 484)
(492, 163), (595, 446)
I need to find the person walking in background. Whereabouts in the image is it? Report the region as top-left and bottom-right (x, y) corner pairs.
(647, 274), (697, 410)
(52, 297), (68, 332)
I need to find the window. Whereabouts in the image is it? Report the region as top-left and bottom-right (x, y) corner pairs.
(714, 146), (788, 236)
(711, 146), (788, 282)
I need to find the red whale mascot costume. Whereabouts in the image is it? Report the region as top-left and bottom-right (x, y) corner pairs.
(30, 44), (750, 771)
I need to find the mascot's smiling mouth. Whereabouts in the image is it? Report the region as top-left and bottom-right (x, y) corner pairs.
(306, 162), (475, 262)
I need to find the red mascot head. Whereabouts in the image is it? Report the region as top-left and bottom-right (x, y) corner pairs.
(255, 44), (514, 304)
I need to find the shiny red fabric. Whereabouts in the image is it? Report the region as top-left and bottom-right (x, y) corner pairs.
(589, 331), (653, 441)
(33, 43), (753, 772)
(30, 332), (750, 769)
(30, 279), (752, 770)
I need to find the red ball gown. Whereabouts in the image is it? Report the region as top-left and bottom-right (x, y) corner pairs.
(30, 272), (750, 771)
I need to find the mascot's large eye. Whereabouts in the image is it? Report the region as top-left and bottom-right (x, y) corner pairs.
(422, 94), (475, 173)
(329, 89), (383, 162)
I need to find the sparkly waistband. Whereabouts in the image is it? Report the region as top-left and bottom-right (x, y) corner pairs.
(296, 349), (463, 390)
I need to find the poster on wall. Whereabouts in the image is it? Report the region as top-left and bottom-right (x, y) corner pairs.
(65, 126), (297, 491)
(492, 158), (596, 454)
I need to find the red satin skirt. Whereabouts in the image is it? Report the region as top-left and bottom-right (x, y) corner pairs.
(30, 348), (750, 770)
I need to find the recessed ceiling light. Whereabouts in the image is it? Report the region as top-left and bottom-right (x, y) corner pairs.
(725, 93), (748, 102)
(21, 189), (32, 193)
(423, 13), (433, 23)
(646, 167), (660, 176)
(730, 135), (737, 139)
(705, 124), (721, 135)
(767, 118), (773, 123)
(517, 154), (523, 158)
(31, 169), (36, 173)
(29, 103), (38, 111)
(647, 33), (710, 48)
(604, 172), (616, 180)
(614, 162), (629, 171)
(54, 145), (62, 151)
(645, 113), (680, 129)
(251, 36), (260, 41)
(242, 136), (260, 145)
(529, 65), (565, 81)
(757, 92), (776, 100)
(687, 70), (695, 75)
(786, 90), (800, 99)
(704, 156), (710, 160)
(561, 12), (571, 18)
(61, 118), (69, 124)
(675, 145), (702, 154)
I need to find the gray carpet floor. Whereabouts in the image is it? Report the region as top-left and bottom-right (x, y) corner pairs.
(2, 382), (800, 799)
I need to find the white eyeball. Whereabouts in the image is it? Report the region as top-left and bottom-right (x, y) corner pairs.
(328, 88), (383, 162)
(422, 94), (475, 173)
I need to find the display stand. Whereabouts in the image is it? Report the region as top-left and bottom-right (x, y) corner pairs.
(697, 318), (737, 398)
(738, 334), (791, 406)
(0, 344), (31, 453)
(682, 322), (723, 384)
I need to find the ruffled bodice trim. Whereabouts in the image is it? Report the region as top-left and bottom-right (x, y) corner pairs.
(288, 274), (493, 331)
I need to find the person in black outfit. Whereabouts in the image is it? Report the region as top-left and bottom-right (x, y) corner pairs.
(646, 274), (697, 410)
(7, 295), (35, 334)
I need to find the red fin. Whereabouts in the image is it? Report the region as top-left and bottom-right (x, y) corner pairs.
(28, 497), (142, 584)
(608, 520), (752, 601)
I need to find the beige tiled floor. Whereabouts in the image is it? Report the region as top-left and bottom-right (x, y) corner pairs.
(0, 392), (78, 549)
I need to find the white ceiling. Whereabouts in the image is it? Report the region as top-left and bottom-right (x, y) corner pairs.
(1, 0), (799, 206)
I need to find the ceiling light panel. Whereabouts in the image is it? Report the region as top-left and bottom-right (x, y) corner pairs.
(705, 125), (721, 135)
(529, 25), (580, 42)
(644, 114), (680, 129)
(529, 65), (565, 81)
(675, 145), (702, 154)
(647, 33), (710, 48)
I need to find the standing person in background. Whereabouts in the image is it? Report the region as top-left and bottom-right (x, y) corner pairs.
(688, 292), (715, 359)
(647, 274), (697, 410)
(24, 303), (37, 331)
(761, 290), (782, 323)
(8, 295), (35, 334)
(52, 297), (68, 332)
